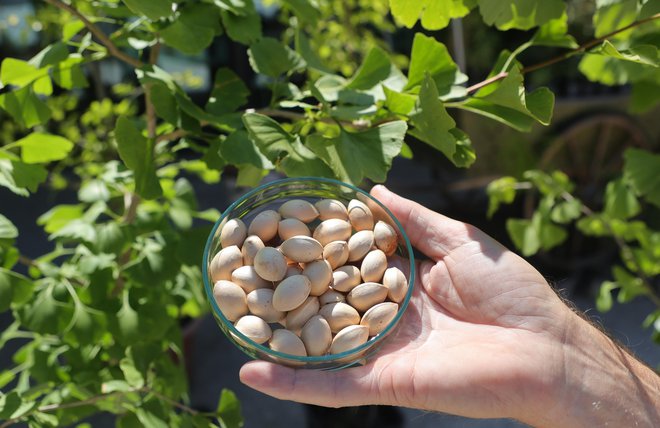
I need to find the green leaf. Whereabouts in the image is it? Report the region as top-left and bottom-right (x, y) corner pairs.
(486, 176), (517, 217)
(475, 67), (554, 125)
(17, 286), (73, 335)
(0, 392), (36, 420)
(623, 148), (660, 208)
(530, 12), (578, 48)
(0, 271), (13, 312)
(478, 0), (565, 30)
(114, 116), (162, 199)
(390, 0), (474, 30)
(121, 0), (173, 20)
(219, 131), (272, 170)
(37, 204), (85, 233)
(120, 357), (145, 388)
(410, 75), (456, 160)
(591, 41), (659, 67)
(550, 199), (582, 224)
(0, 58), (49, 89)
(13, 132), (74, 164)
(0, 86), (51, 128)
(217, 389), (243, 428)
(149, 82), (179, 124)
(50, 220), (96, 242)
(221, 1), (261, 45)
(604, 179), (640, 220)
(0, 371), (14, 388)
(78, 179), (111, 202)
(597, 281), (618, 312)
(345, 46), (392, 90)
(630, 80), (660, 113)
(62, 20), (86, 41)
(383, 86), (417, 116)
(248, 37), (306, 77)
(161, 3), (220, 54)
(295, 30), (332, 74)
(112, 292), (141, 345)
(405, 33), (464, 96)
(136, 408), (168, 428)
(448, 128), (476, 168)
(307, 121), (407, 185)
(0, 269), (34, 307)
(593, 0), (637, 38)
(506, 212), (567, 256)
(281, 0), (321, 23)
(242, 113), (332, 178)
(0, 214), (18, 239)
(52, 55), (89, 89)
(0, 159), (48, 196)
(206, 68), (249, 116)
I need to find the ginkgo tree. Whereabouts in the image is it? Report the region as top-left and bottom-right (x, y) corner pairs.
(0, 0), (659, 426)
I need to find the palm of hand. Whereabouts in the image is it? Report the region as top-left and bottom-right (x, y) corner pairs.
(368, 235), (569, 419)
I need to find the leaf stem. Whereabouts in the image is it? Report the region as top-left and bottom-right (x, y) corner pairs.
(43, 0), (144, 69)
(466, 13), (660, 94)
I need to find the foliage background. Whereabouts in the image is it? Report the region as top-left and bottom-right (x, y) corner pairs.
(0, 0), (658, 426)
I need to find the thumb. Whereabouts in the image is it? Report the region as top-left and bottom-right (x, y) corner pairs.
(370, 185), (472, 259)
(239, 361), (381, 408)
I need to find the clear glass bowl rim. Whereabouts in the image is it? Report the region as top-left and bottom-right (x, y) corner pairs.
(202, 176), (416, 363)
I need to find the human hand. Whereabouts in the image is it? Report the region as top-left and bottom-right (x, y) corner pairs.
(240, 186), (659, 427)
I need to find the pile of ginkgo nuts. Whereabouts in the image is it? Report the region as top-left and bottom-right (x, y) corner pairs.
(210, 197), (409, 359)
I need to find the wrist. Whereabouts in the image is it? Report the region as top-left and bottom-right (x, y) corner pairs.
(537, 312), (660, 427)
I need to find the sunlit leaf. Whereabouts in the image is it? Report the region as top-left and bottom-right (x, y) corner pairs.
(114, 116), (162, 199)
(307, 121), (407, 185)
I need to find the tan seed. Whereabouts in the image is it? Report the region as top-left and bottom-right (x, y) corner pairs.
(301, 315), (332, 356)
(319, 289), (346, 305)
(323, 241), (349, 270)
(235, 315), (272, 344)
(319, 302), (360, 333)
(330, 325), (369, 354)
(383, 267), (408, 303)
(360, 249), (387, 283)
(272, 275), (311, 312)
(241, 235), (265, 266)
(278, 218), (311, 241)
(348, 199), (374, 231)
(361, 302), (399, 336)
(346, 282), (388, 312)
(231, 265), (271, 293)
(279, 199), (319, 223)
(302, 260), (333, 296)
(313, 219), (352, 246)
(210, 245), (243, 282)
(246, 288), (285, 323)
(280, 236), (323, 263)
(253, 247), (287, 281)
(347, 230), (375, 262)
(374, 220), (398, 256)
(269, 329), (307, 356)
(247, 210), (280, 242)
(332, 265), (361, 292)
(315, 199), (348, 221)
(213, 280), (248, 322)
(285, 296), (320, 331)
(220, 218), (247, 249)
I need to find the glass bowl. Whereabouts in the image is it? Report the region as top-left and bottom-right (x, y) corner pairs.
(202, 177), (415, 370)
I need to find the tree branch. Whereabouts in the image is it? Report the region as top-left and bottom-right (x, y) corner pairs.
(466, 13), (660, 94)
(43, 0), (144, 68)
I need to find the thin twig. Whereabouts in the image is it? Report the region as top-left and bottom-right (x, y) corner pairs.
(144, 388), (200, 416)
(466, 13), (660, 94)
(44, 0), (144, 68)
